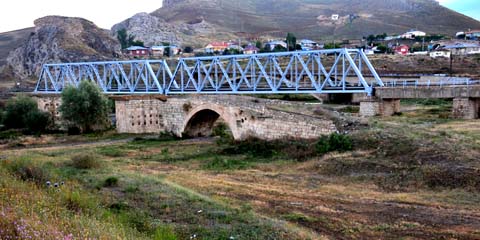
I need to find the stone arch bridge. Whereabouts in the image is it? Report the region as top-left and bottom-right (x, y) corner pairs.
(36, 95), (337, 140)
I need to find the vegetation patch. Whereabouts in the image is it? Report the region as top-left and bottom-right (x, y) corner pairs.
(103, 176), (119, 188)
(71, 153), (102, 169)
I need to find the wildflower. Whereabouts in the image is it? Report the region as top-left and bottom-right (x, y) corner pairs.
(46, 181), (52, 187)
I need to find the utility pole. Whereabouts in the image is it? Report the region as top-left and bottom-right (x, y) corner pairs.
(422, 37), (425, 52)
(449, 49), (453, 76)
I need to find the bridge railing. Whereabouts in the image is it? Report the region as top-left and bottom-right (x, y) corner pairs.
(383, 78), (480, 88)
(34, 48), (384, 95)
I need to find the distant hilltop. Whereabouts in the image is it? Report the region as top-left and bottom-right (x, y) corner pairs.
(141, 0), (480, 43)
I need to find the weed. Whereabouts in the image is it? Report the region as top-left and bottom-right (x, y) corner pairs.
(123, 185), (140, 193)
(341, 106), (360, 114)
(316, 133), (353, 154)
(97, 146), (127, 157)
(153, 225), (178, 240)
(283, 213), (317, 223)
(71, 153), (102, 169)
(183, 102), (192, 112)
(103, 176), (119, 188)
(203, 156), (249, 171)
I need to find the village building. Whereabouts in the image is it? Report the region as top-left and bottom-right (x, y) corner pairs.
(265, 40), (287, 51)
(299, 39), (318, 51)
(440, 42), (480, 55)
(466, 30), (480, 40)
(432, 41), (480, 55)
(399, 30), (426, 39)
(125, 46), (150, 57)
(429, 50), (451, 58)
(392, 44), (410, 55)
(244, 45), (259, 54)
(205, 42), (229, 53)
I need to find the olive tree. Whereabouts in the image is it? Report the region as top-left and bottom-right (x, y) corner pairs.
(59, 81), (109, 133)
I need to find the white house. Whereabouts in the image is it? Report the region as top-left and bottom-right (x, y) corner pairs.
(429, 50), (451, 58)
(266, 40), (287, 51)
(300, 39), (318, 50)
(151, 45), (181, 56)
(400, 30), (426, 39)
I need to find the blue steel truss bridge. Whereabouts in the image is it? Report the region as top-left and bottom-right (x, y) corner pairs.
(35, 48), (385, 95)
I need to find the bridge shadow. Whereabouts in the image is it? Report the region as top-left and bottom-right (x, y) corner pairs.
(183, 109), (233, 138)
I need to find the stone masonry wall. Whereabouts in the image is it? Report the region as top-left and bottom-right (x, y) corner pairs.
(452, 98), (480, 119)
(115, 95), (337, 140)
(360, 99), (400, 117)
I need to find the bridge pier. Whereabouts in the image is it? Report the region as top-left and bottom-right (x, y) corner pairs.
(452, 98), (480, 119)
(360, 98), (400, 117)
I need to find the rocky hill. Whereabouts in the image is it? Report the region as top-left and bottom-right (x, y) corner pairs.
(117, 0), (480, 45)
(111, 12), (235, 48)
(0, 16), (120, 90)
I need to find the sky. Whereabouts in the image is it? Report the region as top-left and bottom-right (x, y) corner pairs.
(0, 0), (479, 33)
(0, 0), (161, 33)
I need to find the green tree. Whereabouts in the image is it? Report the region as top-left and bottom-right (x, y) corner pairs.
(376, 44), (388, 53)
(323, 42), (341, 49)
(286, 33), (297, 51)
(59, 81), (109, 133)
(255, 41), (263, 49)
(184, 46), (194, 53)
(117, 29), (143, 49)
(164, 47), (171, 57)
(273, 45), (287, 52)
(3, 95), (51, 133)
(130, 40), (145, 47)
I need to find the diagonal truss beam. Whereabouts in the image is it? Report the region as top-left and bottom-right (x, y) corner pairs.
(34, 49), (383, 95)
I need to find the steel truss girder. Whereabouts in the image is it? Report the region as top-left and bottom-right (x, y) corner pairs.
(35, 48), (383, 95)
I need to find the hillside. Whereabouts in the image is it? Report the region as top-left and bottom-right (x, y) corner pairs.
(141, 0), (480, 42)
(0, 28), (33, 68)
(0, 16), (120, 90)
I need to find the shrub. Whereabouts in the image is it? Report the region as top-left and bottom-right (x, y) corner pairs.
(4, 158), (51, 184)
(103, 176), (119, 187)
(3, 95), (51, 133)
(71, 153), (102, 169)
(182, 102), (192, 112)
(25, 110), (51, 134)
(315, 133), (353, 154)
(59, 81), (109, 133)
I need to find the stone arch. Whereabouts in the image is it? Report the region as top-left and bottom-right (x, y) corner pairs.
(181, 104), (240, 139)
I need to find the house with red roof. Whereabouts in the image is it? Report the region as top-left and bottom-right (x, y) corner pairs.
(205, 42), (229, 53)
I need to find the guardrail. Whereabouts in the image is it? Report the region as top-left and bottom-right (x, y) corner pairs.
(381, 78), (480, 88)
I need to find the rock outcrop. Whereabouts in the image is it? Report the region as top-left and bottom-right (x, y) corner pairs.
(6, 16), (120, 82)
(111, 12), (225, 47)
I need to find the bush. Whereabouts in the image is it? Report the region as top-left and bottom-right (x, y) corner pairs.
(3, 158), (52, 184)
(3, 95), (51, 133)
(103, 176), (119, 187)
(59, 81), (110, 133)
(25, 110), (51, 134)
(71, 153), (102, 169)
(315, 133), (353, 154)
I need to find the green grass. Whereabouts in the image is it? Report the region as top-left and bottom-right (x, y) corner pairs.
(2, 107), (480, 239)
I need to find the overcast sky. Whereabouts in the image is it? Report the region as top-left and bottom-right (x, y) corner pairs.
(0, 0), (479, 33)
